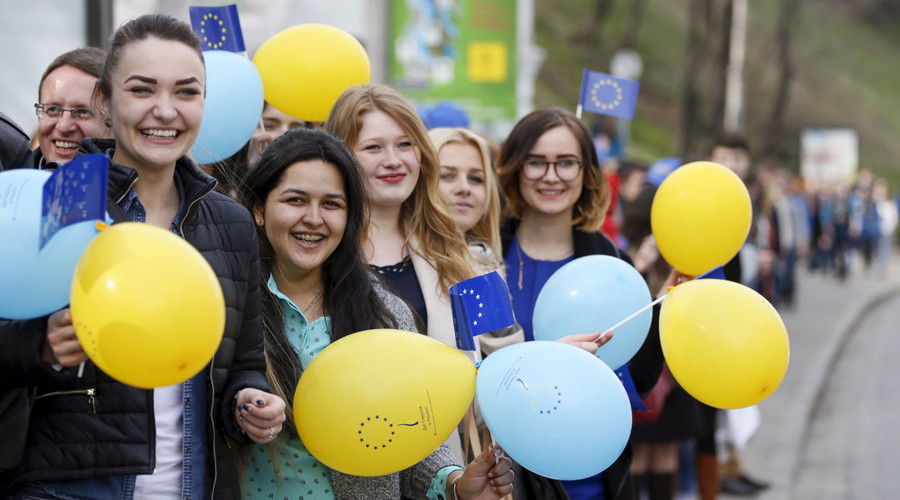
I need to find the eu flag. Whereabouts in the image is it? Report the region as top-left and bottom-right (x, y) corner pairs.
(615, 362), (648, 411)
(578, 69), (640, 120)
(189, 4), (246, 52)
(40, 154), (108, 249)
(450, 271), (516, 351)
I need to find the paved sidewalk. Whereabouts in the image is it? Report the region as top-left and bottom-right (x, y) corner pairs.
(724, 257), (900, 500)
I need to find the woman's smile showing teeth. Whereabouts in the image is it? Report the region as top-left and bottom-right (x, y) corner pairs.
(292, 233), (324, 244)
(142, 128), (179, 139)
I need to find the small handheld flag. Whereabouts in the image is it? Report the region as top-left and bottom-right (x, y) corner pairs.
(615, 362), (648, 411)
(40, 154), (108, 249)
(189, 4), (246, 52)
(577, 69), (639, 120)
(450, 271), (516, 351)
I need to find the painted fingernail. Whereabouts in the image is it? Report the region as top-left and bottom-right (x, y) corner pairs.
(256, 399), (265, 406)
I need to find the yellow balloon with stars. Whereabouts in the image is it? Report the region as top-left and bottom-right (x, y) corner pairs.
(294, 329), (475, 476)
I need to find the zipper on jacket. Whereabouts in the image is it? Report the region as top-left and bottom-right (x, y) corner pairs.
(208, 362), (217, 499)
(177, 186), (213, 238)
(35, 388), (97, 415)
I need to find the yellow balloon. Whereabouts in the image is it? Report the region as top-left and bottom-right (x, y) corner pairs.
(660, 279), (790, 409)
(650, 161), (752, 275)
(294, 329), (475, 476)
(253, 24), (371, 122)
(71, 223), (225, 389)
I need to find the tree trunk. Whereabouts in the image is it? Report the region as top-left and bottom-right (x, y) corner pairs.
(578, 0), (616, 42)
(679, 0), (712, 160)
(619, 0), (647, 48)
(763, 0), (802, 159)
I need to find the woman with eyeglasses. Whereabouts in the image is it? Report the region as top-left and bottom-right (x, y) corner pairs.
(496, 107), (676, 500)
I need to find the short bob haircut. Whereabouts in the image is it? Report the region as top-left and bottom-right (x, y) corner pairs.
(496, 107), (610, 232)
(428, 127), (503, 263)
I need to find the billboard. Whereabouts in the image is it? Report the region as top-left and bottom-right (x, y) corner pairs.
(388, 0), (517, 127)
(801, 128), (859, 183)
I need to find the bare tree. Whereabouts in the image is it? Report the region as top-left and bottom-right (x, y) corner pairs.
(619, 0), (647, 48)
(762, 0), (802, 159)
(577, 0), (617, 42)
(679, 0), (714, 159)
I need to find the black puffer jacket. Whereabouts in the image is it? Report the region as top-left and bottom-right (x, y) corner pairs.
(0, 138), (269, 499)
(0, 111), (33, 171)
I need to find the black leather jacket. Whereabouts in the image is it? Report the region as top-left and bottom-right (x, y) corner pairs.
(0, 138), (269, 499)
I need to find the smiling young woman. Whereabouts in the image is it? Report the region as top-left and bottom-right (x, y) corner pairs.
(237, 128), (514, 500)
(2, 14), (284, 500)
(496, 107), (673, 500)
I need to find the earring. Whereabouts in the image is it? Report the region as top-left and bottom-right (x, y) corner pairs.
(256, 219), (262, 225)
(104, 116), (112, 128)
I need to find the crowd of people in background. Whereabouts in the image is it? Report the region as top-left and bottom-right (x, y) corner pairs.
(1, 10), (897, 500)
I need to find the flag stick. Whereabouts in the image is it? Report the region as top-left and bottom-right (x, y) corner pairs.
(576, 104), (583, 119)
(595, 293), (667, 343)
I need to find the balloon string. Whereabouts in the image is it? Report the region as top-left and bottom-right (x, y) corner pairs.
(77, 361), (84, 378)
(595, 293), (667, 343)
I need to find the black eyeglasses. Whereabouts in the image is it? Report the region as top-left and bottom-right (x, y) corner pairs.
(34, 103), (96, 121)
(522, 157), (583, 181)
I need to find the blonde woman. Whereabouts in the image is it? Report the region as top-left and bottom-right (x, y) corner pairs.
(326, 85), (481, 461)
(428, 127), (521, 356)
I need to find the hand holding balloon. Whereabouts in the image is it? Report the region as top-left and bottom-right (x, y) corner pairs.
(454, 443), (514, 499)
(235, 388), (287, 444)
(557, 331), (614, 354)
(44, 309), (87, 367)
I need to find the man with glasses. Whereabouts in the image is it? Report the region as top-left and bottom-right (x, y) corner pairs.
(33, 47), (109, 167)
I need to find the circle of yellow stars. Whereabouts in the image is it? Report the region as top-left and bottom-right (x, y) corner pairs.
(590, 79), (623, 110)
(198, 14), (228, 49)
(530, 383), (562, 415)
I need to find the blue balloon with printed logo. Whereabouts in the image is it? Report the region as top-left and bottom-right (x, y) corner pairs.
(0, 169), (103, 319)
(533, 255), (653, 370)
(476, 341), (632, 480)
(191, 50), (264, 164)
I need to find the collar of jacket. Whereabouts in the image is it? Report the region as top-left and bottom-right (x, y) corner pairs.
(500, 218), (621, 260)
(79, 137), (217, 209)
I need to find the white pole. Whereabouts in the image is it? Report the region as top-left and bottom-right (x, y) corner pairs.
(724, 0), (748, 132)
(595, 293), (667, 343)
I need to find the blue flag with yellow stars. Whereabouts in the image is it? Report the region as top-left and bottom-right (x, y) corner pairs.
(450, 271), (516, 351)
(189, 4), (246, 52)
(40, 154), (108, 249)
(578, 69), (640, 120)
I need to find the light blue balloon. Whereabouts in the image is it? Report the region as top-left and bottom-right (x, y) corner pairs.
(191, 51), (264, 164)
(0, 170), (102, 319)
(533, 255), (652, 370)
(476, 341), (632, 480)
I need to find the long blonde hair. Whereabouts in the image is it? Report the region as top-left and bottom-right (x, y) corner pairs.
(428, 127), (503, 264)
(326, 84), (476, 290)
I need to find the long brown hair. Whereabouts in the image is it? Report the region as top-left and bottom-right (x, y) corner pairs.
(326, 84), (476, 290)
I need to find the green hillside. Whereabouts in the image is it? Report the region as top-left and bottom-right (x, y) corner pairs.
(533, 0), (900, 187)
